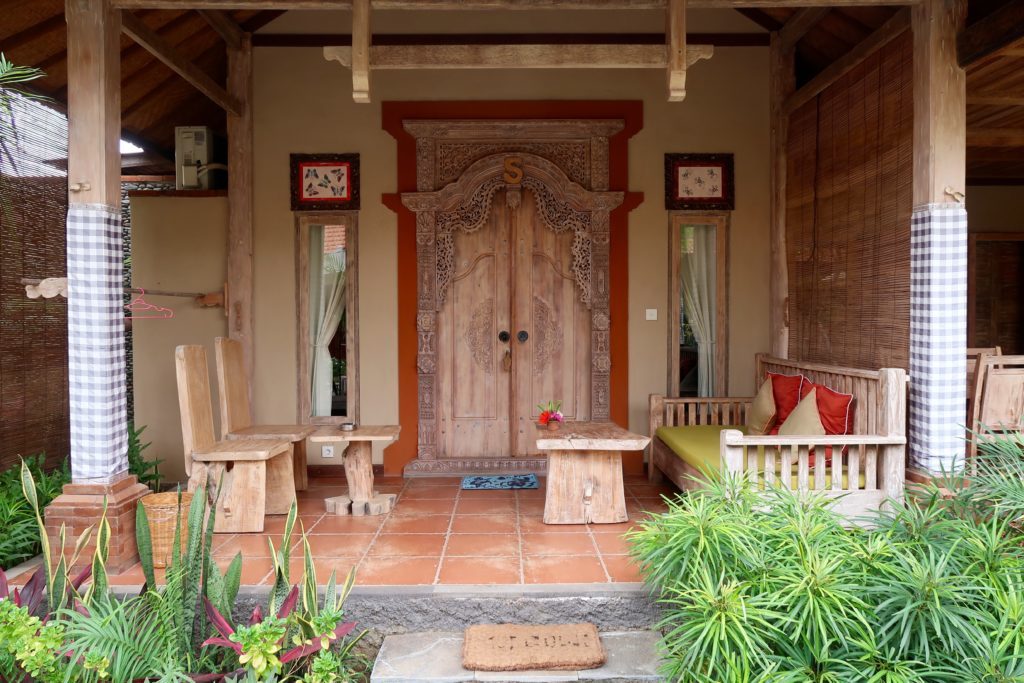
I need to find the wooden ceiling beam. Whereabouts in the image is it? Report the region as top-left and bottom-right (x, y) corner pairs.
(779, 7), (831, 50)
(324, 42), (714, 71)
(783, 8), (910, 116)
(734, 9), (783, 31)
(958, 0), (1024, 67)
(198, 10), (244, 49)
(121, 11), (242, 115)
(967, 128), (1024, 147)
(110, 0), (919, 10)
(252, 32), (769, 47)
(1, 14), (67, 52)
(967, 94), (1024, 107)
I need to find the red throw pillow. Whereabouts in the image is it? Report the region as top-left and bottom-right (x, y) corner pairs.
(768, 372), (805, 424)
(800, 382), (855, 436)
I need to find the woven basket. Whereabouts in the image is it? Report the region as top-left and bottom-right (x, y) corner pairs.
(141, 491), (193, 568)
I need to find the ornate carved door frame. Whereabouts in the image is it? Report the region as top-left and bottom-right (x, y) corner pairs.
(400, 119), (624, 475)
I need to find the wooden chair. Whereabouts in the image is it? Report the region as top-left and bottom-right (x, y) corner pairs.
(968, 353), (1024, 473)
(214, 337), (315, 491)
(175, 345), (296, 533)
(967, 347), (1002, 425)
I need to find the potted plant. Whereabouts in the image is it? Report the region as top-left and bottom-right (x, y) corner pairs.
(537, 401), (564, 431)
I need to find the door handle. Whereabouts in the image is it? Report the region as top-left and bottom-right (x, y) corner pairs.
(498, 330), (511, 343)
(517, 330), (529, 343)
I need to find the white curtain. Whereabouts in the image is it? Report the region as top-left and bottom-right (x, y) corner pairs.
(681, 226), (716, 397)
(310, 229), (347, 416)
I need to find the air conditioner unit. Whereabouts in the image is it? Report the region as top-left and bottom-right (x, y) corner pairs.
(174, 126), (226, 190)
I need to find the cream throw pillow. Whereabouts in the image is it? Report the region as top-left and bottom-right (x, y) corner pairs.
(779, 388), (826, 436)
(746, 379), (777, 435)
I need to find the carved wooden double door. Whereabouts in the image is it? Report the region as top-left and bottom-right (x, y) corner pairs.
(437, 187), (592, 458)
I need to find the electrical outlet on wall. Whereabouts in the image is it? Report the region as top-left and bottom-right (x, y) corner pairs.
(645, 308), (658, 321)
(322, 445), (335, 459)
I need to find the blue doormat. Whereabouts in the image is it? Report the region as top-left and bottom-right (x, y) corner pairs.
(461, 474), (539, 490)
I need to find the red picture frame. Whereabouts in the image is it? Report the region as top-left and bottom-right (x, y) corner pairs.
(290, 153), (360, 211)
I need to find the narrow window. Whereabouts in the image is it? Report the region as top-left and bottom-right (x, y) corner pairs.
(296, 214), (359, 423)
(668, 212), (729, 397)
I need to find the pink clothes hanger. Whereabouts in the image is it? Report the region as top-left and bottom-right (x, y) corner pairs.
(125, 288), (174, 320)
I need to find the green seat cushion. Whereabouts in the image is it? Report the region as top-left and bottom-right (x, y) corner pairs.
(655, 424), (865, 489)
(656, 425), (743, 474)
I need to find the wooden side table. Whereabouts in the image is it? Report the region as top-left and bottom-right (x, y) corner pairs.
(310, 425), (401, 516)
(535, 422), (650, 524)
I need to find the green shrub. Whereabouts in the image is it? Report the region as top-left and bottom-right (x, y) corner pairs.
(0, 455), (69, 568)
(630, 458), (1024, 682)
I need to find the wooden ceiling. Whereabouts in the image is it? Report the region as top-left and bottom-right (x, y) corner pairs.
(0, 1), (1020, 183)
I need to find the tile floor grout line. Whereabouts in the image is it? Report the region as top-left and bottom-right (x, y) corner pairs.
(354, 479), (404, 580)
(432, 480), (461, 585)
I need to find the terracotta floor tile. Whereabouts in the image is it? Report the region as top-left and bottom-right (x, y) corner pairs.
(368, 533), (446, 557)
(284, 556), (360, 585)
(220, 555), (273, 585)
(398, 487), (459, 501)
(445, 533), (519, 557)
(299, 486), (349, 499)
(356, 556), (439, 585)
(438, 557), (522, 584)
(403, 478), (461, 488)
(212, 534), (291, 558)
(521, 533), (596, 556)
(296, 498), (330, 515)
(459, 489), (517, 500)
(382, 514), (452, 534)
(303, 533), (375, 557)
(602, 555), (645, 583)
(519, 516), (589, 534)
(450, 514), (517, 534)
(592, 533), (633, 555)
(308, 515), (384, 534)
(390, 499), (456, 517)
(589, 521), (640, 534)
(516, 500), (547, 515)
(455, 498), (517, 515)
(523, 555), (607, 583)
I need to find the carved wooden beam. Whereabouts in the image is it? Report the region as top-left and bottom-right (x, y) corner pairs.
(352, 0), (370, 102)
(111, 0), (919, 10)
(779, 7), (830, 49)
(667, 0), (687, 101)
(198, 9), (244, 48)
(324, 44), (714, 95)
(121, 11), (242, 114)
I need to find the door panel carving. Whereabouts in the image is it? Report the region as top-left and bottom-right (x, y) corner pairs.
(402, 122), (623, 474)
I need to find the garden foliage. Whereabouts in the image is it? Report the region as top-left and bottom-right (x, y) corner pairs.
(630, 432), (1024, 682)
(0, 460), (365, 682)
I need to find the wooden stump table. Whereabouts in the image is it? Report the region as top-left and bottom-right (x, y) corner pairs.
(310, 425), (401, 516)
(536, 422), (650, 525)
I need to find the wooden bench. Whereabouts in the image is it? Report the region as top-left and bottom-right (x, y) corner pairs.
(649, 354), (908, 516)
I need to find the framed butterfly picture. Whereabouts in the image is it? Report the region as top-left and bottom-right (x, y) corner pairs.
(664, 153), (734, 211)
(290, 153), (360, 211)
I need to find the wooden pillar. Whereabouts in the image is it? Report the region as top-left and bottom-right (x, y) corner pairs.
(769, 33), (795, 359)
(51, 0), (149, 573)
(909, 0), (968, 473)
(228, 33), (255, 415)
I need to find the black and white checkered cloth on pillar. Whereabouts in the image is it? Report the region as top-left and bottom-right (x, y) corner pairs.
(909, 203), (967, 474)
(67, 204), (128, 483)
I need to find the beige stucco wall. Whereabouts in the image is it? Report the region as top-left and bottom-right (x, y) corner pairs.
(131, 10), (771, 478)
(131, 196), (229, 484)
(967, 186), (1024, 232)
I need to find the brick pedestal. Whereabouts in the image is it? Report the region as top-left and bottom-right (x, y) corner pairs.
(44, 474), (151, 574)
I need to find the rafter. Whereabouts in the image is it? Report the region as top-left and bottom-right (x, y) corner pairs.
(783, 8), (910, 116)
(121, 11), (242, 115)
(968, 128), (1024, 147)
(958, 0), (1024, 67)
(779, 7), (830, 50)
(110, 0), (919, 10)
(198, 10), (244, 48)
(967, 94), (1024, 107)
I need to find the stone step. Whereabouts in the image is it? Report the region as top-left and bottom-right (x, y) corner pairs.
(371, 630), (663, 683)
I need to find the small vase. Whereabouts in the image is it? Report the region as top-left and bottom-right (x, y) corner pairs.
(547, 421), (561, 431)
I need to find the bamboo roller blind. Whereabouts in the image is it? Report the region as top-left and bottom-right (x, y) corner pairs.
(786, 32), (913, 370)
(0, 95), (69, 471)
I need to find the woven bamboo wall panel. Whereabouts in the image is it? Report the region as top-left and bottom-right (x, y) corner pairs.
(1, 169), (69, 473)
(786, 32), (913, 370)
